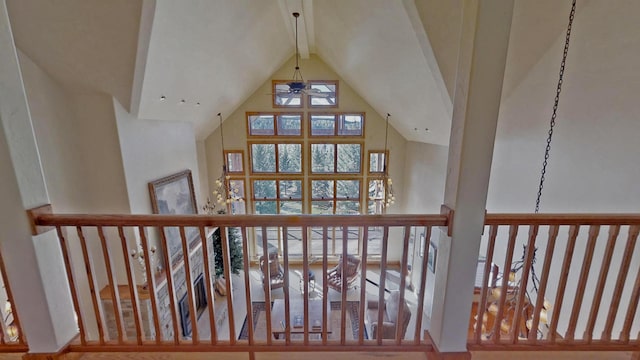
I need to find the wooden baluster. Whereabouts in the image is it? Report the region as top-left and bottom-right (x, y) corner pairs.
(76, 226), (105, 345)
(492, 224), (519, 343)
(620, 254), (640, 343)
(56, 226), (88, 345)
(395, 225), (411, 344)
(529, 225), (559, 342)
(585, 225), (620, 342)
(302, 226), (310, 345)
(219, 226), (236, 344)
(157, 226), (180, 344)
(602, 225), (639, 341)
(376, 226), (389, 345)
(139, 226), (162, 344)
(179, 227), (199, 344)
(566, 225), (600, 341)
(260, 226), (272, 345)
(282, 226), (292, 345)
(358, 226), (369, 344)
(512, 225), (538, 344)
(414, 226), (431, 344)
(118, 226), (144, 345)
(549, 225), (580, 342)
(340, 226), (348, 345)
(475, 225), (498, 344)
(0, 250), (24, 346)
(238, 226), (252, 345)
(322, 226), (329, 345)
(97, 226), (124, 344)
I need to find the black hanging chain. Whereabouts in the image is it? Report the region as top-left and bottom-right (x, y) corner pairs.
(535, 0), (577, 213)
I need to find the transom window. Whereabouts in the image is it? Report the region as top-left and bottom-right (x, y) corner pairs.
(247, 113), (302, 137)
(272, 81), (303, 108)
(309, 113), (364, 137)
(308, 81), (338, 108)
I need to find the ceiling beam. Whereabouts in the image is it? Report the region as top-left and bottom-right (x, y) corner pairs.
(401, 0), (452, 119)
(278, 0), (313, 59)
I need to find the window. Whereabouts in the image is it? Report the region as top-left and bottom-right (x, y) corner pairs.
(368, 150), (387, 174)
(225, 151), (244, 173)
(310, 179), (361, 215)
(247, 113), (302, 137)
(252, 179), (303, 215)
(310, 143), (362, 174)
(250, 142), (303, 174)
(309, 113), (364, 137)
(273, 81), (303, 108)
(229, 179), (246, 214)
(308, 81), (338, 108)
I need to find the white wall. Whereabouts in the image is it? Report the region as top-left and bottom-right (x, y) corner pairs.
(115, 100), (202, 215)
(403, 141), (448, 214)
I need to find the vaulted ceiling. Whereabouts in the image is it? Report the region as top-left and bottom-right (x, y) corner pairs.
(6, 0), (590, 145)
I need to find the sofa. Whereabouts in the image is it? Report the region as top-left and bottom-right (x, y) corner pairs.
(365, 290), (411, 340)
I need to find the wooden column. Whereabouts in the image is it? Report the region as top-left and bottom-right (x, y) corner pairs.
(428, 0), (514, 353)
(0, 0), (77, 353)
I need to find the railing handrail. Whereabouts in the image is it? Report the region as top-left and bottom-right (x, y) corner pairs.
(32, 213), (449, 227)
(486, 213), (640, 225)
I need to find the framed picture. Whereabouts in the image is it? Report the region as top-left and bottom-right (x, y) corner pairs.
(149, 170), (199, 266)
(428, 242), (437, 273)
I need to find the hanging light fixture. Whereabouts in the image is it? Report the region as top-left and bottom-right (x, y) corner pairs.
(202, 113), (243, 215)
(287, 12), (306, 94)
(481, 0), (576, 341)
(369, 113), (396, 211)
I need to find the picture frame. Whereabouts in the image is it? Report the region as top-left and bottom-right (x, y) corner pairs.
(148, 170), (199, 266)
(428, 241), (437, 273)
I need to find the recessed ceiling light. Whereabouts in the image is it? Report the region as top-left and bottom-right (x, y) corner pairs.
(180, 99), (186, 104)
(425, 128), (430, 133)
(196, 102), (201, 106)
(160, 95), (166, 101)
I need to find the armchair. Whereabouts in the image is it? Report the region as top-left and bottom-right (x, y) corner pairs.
(365, 290), (411, 340)
(260, 252), (285, 291)
(326, 254), (360, 292)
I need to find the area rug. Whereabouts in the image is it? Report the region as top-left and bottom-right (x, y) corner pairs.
(238, 301), (365, 340)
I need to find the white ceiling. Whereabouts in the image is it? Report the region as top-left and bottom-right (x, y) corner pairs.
(6, 0), (593, 145)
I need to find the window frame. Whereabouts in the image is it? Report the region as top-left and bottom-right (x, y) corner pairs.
(308, 112), (365, 137)
(248, 141), (304, 175)
(309, 142), (364, 174)
(224, 150), (245, 174)
(251, 177), (305, 215)
(367, 149), (389, 175)
(308, 176), (363, 215)
(307, 80), (339, 108)
(246, 112), (304, 138)
(272, 80), (304, 108)
(227, 177), (247, 214)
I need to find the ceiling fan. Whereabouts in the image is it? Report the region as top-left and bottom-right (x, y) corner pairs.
(275, 12), (331, 98)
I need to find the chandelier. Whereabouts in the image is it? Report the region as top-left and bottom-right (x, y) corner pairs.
(202, 113), (243, 215)
(368, 113), (396, 211)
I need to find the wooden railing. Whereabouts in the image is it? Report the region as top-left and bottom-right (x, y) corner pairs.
(31, 213), (446, 353)
(0, 250), (27, 352)
(471, 213), (640, 351)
